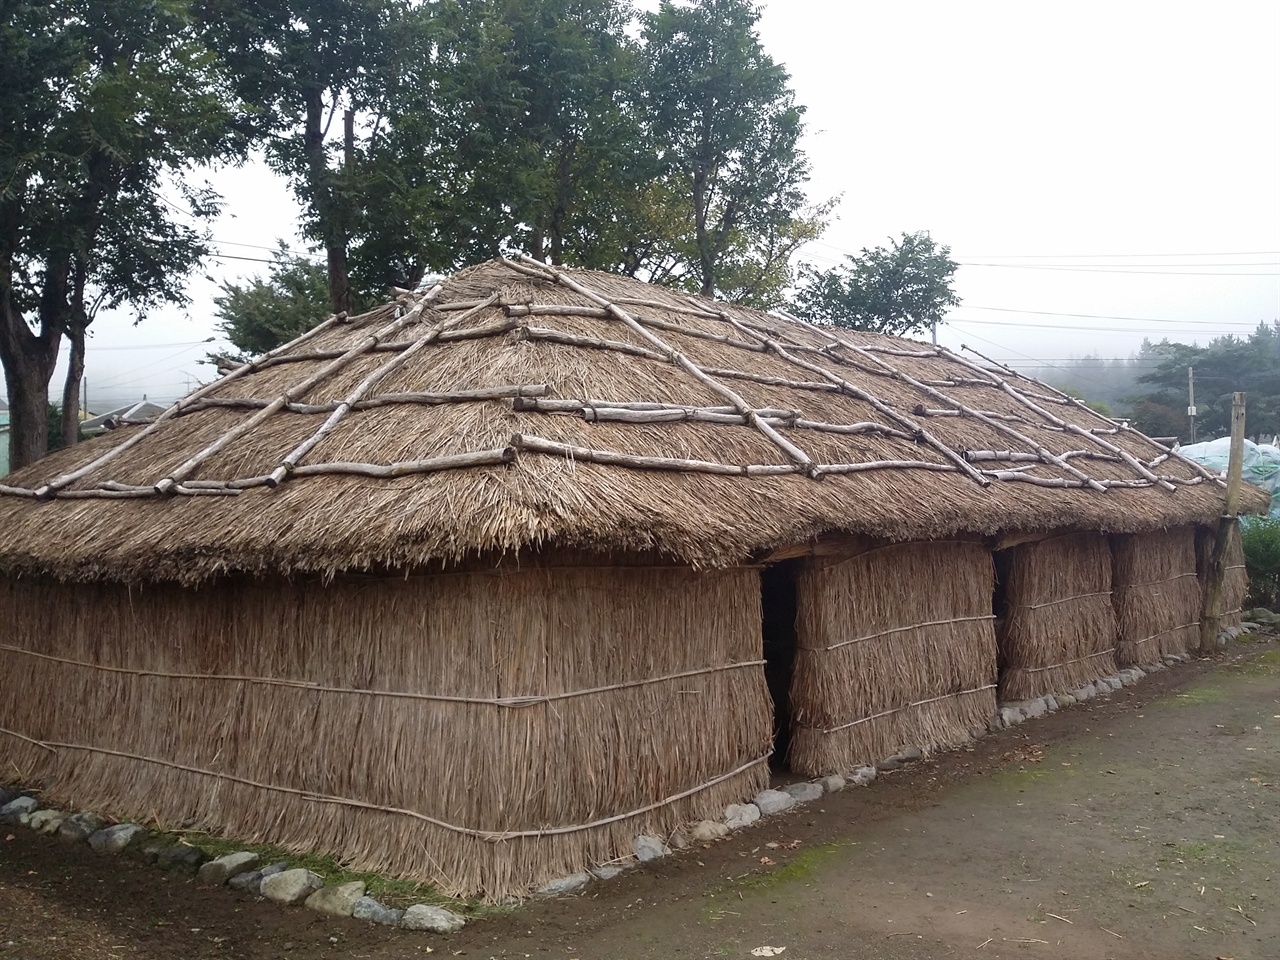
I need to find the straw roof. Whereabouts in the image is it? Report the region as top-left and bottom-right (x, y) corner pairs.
(0, 257), (1267, 584)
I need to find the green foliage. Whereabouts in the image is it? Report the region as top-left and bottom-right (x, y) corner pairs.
(1241, 518), (1280, 609)
(790, 232), (961, 335)
(640, 0), (825, 304)
(1130, 323), (1280, 442)
(0, 0), (236, 469)
(213, 247), (334, 359)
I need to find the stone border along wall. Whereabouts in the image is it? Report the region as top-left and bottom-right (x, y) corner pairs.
(2, 640), (1242, 919)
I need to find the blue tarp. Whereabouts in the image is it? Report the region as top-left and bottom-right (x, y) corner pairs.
(1179, 437), (1280, 520)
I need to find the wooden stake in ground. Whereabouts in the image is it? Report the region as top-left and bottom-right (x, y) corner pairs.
(1199, 392), (1247, 653)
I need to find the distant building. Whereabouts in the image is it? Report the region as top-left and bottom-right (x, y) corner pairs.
(80, 400), (166, 437)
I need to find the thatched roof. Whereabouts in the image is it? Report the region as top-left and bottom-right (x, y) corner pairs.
(0, 258), (1267, 583)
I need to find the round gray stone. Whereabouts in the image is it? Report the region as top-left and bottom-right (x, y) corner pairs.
(57, 812), (107, 843)
(197, 851), (260, 884)
(536, 871), (590, 896)
(353, 896), (404, 926)
(401, 903), (466, 933)
(227, 869), (264, 893)
(849, 766), (877, 786)
(305, 880), (367, 917)
(156, 843), (209, 873)
(819, 774), (845, 793)
(633, 834), (670, 861)
(690, 819), (730, 842)
(753, 789), (796, 815)
(781, 781), (824, 803)
(724, 802), (760, 829)
(261, 868), (324, 905)
(27, 809), (68, 835)
(88, 823), (146, 854)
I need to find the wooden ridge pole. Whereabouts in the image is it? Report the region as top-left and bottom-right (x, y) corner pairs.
(1199, 392), (1247, 653)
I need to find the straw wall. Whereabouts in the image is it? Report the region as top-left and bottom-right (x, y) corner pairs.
(997, 533), (1119, 701)
(1112, 527), (1202, 665)
(787, 540), (998, 775)
(0, 566), (770, 900)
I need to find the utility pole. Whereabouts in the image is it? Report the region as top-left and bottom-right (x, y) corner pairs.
(1199, 392), (1246, 653)
(1187, 366), (1197, 444)
(931, 320), (938, 346)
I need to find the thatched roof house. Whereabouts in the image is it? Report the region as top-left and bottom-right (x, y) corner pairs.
(0, 257), (1267, 898)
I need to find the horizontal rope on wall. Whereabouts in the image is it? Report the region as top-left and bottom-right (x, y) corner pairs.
(824, 615), (995, 652)
(0, 644), (762, 708)
(0, 726), (766, 843)
(1128, 622), (1200, 646)
(1123, 573), (1200, 589)
(813, 685), (997, 735)
(1015, 590), (1112, 611)
(1019, 650), (1116, 674)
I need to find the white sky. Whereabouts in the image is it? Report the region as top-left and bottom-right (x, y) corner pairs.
(45, 0), (1280, 411)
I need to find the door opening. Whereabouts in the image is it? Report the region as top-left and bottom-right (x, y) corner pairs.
(761, 560), (801, 769)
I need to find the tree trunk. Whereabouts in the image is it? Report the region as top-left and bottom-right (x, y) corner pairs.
(693, 164), (714, 297)
(549, 139), (576, 267)
(303, 92), (352, 315)
(59, 324), (86, 450)
(0, 281), (63, 471)
(2, 340), (56, 471)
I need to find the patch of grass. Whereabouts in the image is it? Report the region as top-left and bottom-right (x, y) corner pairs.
(732, 843), (844, 891)
(1165, 684), (1227, 706)
(1155, 839), (1249, 875)
(1235, 649), (1280, 678)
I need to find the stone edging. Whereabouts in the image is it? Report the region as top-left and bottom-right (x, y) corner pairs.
(0, 801), (466, 933)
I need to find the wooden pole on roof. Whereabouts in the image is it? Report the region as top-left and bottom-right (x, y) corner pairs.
(1199, 392), (1247, 654)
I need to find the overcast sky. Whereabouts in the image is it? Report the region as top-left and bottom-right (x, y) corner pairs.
(51, 0), (1280, 411)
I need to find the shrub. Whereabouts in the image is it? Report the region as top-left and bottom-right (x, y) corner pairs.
(1241, 518), (1280, 609)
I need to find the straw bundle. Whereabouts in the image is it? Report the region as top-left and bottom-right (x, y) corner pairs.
(786, 540), (998, 775)
(1112, 527), (1202, 665)
(0, 564), (770, 900)
(997, 533), (1118, 700)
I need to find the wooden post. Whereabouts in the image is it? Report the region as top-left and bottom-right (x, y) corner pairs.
(1199, 392), (1247, 653)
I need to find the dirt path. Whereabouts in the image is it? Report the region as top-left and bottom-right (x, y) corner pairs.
(3, 643), (1277, 960)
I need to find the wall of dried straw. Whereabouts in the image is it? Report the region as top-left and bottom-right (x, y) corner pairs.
(997, 533), (1119, 701)
(1112, 526), (1202, 665)
(786, 540), (998, 775)
(0, 566), (770, 900)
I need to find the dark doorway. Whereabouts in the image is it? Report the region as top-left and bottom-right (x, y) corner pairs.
(761, 560), (801, 769)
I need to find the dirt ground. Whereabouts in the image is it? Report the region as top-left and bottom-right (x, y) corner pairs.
(2, 641), (1277, 960)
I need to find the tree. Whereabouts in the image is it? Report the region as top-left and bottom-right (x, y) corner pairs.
(212, 247), (333, 361)
(640, 0), (825, 303)
(195, 0), (401, 314)
(0, 0), (233, 470)
(789, 232), (961, 336)
(1129, 323), (1280, 442)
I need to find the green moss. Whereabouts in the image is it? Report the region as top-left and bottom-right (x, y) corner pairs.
(732, 843), (844, 891)
(1236, 649), (1280, 677)
(173, 830), (485, 914)
(1166, 684), (1227, 706)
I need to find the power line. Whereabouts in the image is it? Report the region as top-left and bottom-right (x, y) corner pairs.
(947, 318), (1254, 335)
(956, 304), (1265, 326)
(958, 262), (1280, 276)
(955, 249), (1280, 260)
